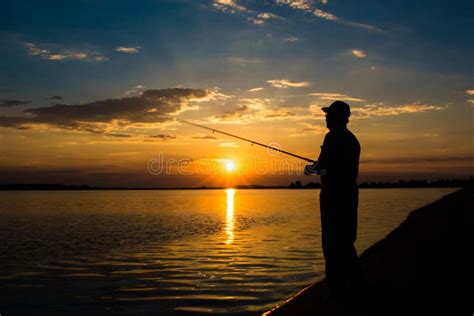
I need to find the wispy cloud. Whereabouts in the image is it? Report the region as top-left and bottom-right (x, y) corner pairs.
(283, 36), (299, 43)
(352, 49), (367, 58)
(313, 9), (337, 20)
(308, 102), (447, 120)
(267, 79), (309, 88)
(465, 89), (474, 106)
(212, 0), (279, 25)
(275, 0), (325, 11)
(25, 42), (108, 62)
(0, 99), (30, 107)
(299, 122), (326, 134)
(203, 95), (447, 126)
(124, 85), (146, 96)
(220, 142), (240, 148)
(147, 134), (176, 140)
(227, 57), (263, 65)
(114, 46), (140, 54)
(207, 98), (302, 124)
(192, 134), (218, 140)
(276, 1), (380, 32)
(248, 87), (264, 92)
(249, 12), (280, 25)
(239, 98), (276, 110)
(313, 9), (381, 31)
(352, 103), (447, 118)
(213, 0), (249, 13)
(309, 92), (365, 102)
(212, 0), (379, 31)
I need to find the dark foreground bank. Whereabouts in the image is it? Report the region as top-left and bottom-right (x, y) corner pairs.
(264, 187), (472, 315)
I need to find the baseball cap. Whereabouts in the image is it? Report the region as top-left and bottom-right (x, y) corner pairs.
(322, 101), (351, 117)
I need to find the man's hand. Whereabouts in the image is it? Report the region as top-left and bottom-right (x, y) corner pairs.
(304, 162), (318, 175)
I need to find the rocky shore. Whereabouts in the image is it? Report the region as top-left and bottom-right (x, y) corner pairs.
(264, 187), (472, 315)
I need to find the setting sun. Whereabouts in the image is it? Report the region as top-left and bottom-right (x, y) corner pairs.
(224, 160), (236, 173)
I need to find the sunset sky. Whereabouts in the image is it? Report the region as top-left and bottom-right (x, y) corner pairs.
(1, 0), (473, 187)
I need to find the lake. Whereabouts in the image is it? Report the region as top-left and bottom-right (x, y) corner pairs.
(0, 188), (456, 315)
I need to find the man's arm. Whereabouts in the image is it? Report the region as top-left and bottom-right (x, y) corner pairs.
(305, 133), (330, 175)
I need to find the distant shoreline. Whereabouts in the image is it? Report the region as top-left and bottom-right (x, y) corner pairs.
(0, 178), (472, 191)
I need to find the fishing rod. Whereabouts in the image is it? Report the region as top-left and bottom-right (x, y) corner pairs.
(178, 119), (316, 163)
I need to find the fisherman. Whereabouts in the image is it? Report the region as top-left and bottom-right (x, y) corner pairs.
(305, 100), (363, 303)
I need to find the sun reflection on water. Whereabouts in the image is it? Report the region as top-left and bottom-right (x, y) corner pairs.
(225, 188), (235, 244)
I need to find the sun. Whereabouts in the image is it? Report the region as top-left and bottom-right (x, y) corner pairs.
(224, 160), (236, 173)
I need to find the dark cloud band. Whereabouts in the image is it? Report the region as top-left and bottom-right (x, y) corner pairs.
(0, 88), (208, 134)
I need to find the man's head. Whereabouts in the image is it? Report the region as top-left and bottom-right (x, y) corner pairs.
(322, 101), (351, 130)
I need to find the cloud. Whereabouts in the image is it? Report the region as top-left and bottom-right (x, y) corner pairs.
(300, 122), (326, 134)
(0, 88), (221, 134)
(50, 96), (62, 100)
(208, 98), (300, 124)
(216, 105), (250, 121)
(212, 0), (279, 25)
(344, 21), (381, 32)
(335, 16), (381, 31)
(283, 36), (299, 43)
(313, 9), (381, 31)
(114, 46), (140, 54)
(212, 0), (249, 13)
(257, 12), (278, 19)
(275, 0), (319, 11)
(309, 92), (365, 102)
(227, 57), (264, 64)
(351, 103), (447, 118)
(219, 142), (240, 148)
(308, 102), (447, 119)
(192, 134), (218, 140)
(249, 12), (280, 25)
(106, 133), (133, 138)
(267, 79), (309, 88)
(248, 87), (264, 92)
(239, 98), (274, 110)
(0, 99), (30, 107)
(25, 42), (108, 62)
(352, 49), (367, 58)
(204, 95), (447, 126)
(193, 88), (233, 102)
(124, 85), (146, 96)
(465, 89), (474, 105)
(275, 1), (380, 32)
(212, 98), (276, 122)
(147, 134), (176, 140)
(313, 9), (337, 20)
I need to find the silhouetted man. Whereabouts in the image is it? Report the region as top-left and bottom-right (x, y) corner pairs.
(305, 100), (362, 302)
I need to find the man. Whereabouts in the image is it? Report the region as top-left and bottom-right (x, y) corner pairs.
(305, 100), (362, 302)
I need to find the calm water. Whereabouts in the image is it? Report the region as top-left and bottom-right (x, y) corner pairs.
(0, 188), (456, 315)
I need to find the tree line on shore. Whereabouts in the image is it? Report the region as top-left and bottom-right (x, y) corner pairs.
(289, 177), (473, 189)
(0, 177), (472, 190)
